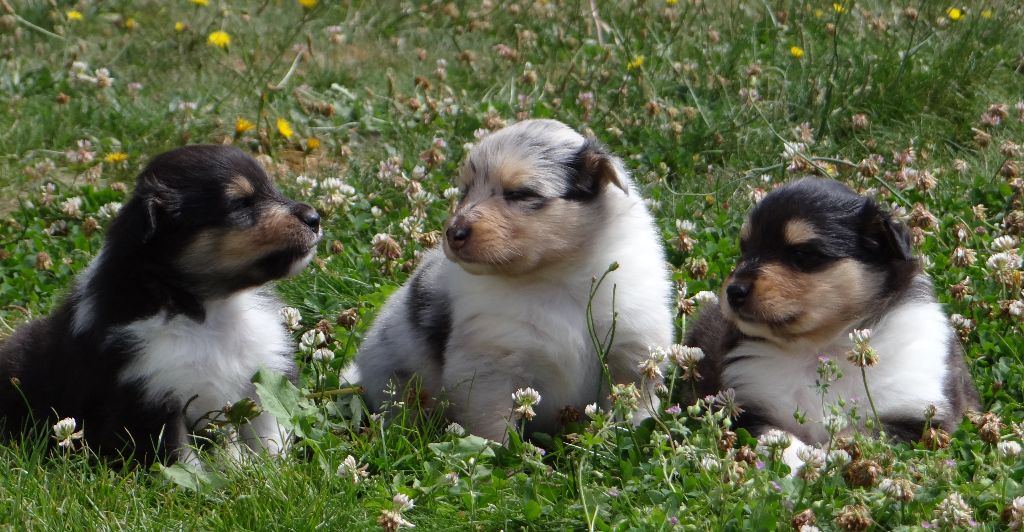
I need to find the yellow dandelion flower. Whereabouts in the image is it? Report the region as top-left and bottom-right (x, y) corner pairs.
(306, 137), (321, 150)
(190, 0), (209, 6)
(124, 17), (137, 30)
(666, 0), (679, 5)
(207, 30), (231, 48)
(980, 9), (992, 19)
(298, 0), (318, 7)
(104, 152), (128, 164)
(790, 46), (805, 58)
(66, 10), (83, 21)
(276, 118), (294, 139)
(235, 117), (256, 135)
(832, 3), (847, 14)
(814, 8), (823, 18)
(946, 7), (962, 21)
(626, 55), (645, 71)
(174, 21), (185, 32)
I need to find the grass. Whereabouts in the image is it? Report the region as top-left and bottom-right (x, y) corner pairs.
(1, 0), (1023, 529)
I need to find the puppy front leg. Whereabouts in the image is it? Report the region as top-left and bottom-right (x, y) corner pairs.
(442, 364), (516, 443)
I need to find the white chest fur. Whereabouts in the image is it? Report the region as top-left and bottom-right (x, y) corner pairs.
(116, 290), (294, 426)
(722, 300), (953, 443)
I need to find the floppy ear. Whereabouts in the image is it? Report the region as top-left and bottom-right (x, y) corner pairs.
(860, 199), (913, 261)
(568, 139), (628, 198)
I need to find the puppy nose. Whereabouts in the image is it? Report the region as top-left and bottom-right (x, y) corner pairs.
(446, 223), (471, 250)
(292, 203), (320, 231)
(726, 281), (752, 308)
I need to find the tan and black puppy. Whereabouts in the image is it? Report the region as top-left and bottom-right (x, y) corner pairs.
(688, 178), (978, 455)
(351, 119), (674, 442)
(0, 145), (321, 463)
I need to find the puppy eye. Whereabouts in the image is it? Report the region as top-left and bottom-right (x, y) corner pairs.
(788, 245), (830, 270)
(229, 195), (256, 210)
(503, 188), (542, 202)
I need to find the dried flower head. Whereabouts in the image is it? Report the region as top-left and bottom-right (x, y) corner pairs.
(835, 504), (872, 532)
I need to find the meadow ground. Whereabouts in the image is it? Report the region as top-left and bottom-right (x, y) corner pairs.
(1, 0), (1023, 529)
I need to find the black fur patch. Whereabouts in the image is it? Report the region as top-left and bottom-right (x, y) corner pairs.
(561, 139), (623, 201)
(406, 258), (452, 366)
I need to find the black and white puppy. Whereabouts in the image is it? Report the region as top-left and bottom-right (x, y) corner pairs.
(351, 119), (674, 441)
(0, 145), (321, 463)
(687, 178), (978, 452)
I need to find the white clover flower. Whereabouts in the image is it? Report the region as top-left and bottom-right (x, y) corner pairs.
(512, 387), (541, 421)
(61, 197), (84, 218)
(584, 403), (600, 418)
(52, 417), (84, 448)
(950, 314), (975, 329)
(880, 477), (916, 503)
(411, 165), (427, 180)
(692, 291), (718, 306)
(1006, 496), (1024, 530)
(988, 251), (1023, 271)
(675, 219), (697, 233)
(393, 493), (415, 512)
(827, 449), (851, 468)
(445, 422), (465, 437)
(399, 216), (423, 237)
(1010, 301), (1024, 317)
(847, 328), (879, 367)
(998, 440), (1022, 460)
(299, 329), (326, 352)
(97, 201), (122, 219)
(370, 206), (383, 218)
(71, 60), (89, 74)
(698, 455), (720, 472)
(757, 429), (791, 451)
(992, 235), (1019, 252)
(442, 187), (460, 200)
(94, 67), (114, 88)
(783, 141), (807, 159)
(930, 492), (974, 529)
(311, 347), (335, 363)
(321, 177), (346, 190)
(280, 307), (302, 331)
(669, 344), (704, 369)
(823, 414), (848, 435)
(337, 455), (369, 484)
(798, 526), (820, 532)
(796, 446), (826, 470)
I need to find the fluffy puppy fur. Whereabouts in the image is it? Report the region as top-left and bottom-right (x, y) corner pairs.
(0, 145), (321, 463)
(687, 178), (979, 452)
(352, 119), (673, 441)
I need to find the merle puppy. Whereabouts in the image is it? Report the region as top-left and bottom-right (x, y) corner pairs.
(687, 178), (978, 455)
(0, 145), (321, 463)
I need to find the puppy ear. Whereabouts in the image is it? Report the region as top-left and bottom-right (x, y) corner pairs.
(860, 199), (913, 261)
(133, 172), (181, 243)
(568, 139), (628, 198)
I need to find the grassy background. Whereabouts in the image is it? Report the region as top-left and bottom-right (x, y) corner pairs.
(1, 0), (1023, 529)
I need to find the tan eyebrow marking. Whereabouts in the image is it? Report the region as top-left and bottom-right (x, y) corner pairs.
(226, 175), (255, 199)
(784, 219), (818, 245)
